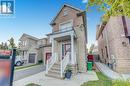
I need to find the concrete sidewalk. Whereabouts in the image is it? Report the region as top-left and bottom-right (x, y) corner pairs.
(95, 62), (130, 80)
(13, 71), (98, 86)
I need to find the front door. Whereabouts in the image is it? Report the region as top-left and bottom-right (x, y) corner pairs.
(62, 43), (71, 59)
(46, 53), (52, 64)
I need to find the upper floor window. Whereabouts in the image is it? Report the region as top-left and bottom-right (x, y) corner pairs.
(63, 8), (68, 16)
(60, 20), (73, 31)
(22, 40), (27, 46)
(101, 33), (103, 38)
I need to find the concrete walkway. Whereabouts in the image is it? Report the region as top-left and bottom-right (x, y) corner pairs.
(13, 71), (98, 86)
(95, 62), (130, 80)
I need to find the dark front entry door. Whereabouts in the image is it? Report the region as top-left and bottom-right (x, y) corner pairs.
(62, 43), (71, 59)
(29, 53), (36, 63)
(46, 53), (52, 64)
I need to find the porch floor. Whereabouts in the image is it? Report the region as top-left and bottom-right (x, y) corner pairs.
(13, 71), (98, 86)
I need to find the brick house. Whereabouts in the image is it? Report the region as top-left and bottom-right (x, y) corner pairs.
(19, 33), (48, 64)
(45, 4), (87, 78)
(19, 4), (88, 78)
(38, 37), (52, 65)
(96, 16), (130, 73)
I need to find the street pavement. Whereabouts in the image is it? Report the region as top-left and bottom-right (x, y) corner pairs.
(13, 71), (98, 86)
(13, 64), (45, 81)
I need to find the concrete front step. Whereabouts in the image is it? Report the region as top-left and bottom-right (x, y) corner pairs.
(51, 66), (60, 71)
(45, 61), (64, 79)
(49, 69), (61, 74)
(45, 73), (64, 79)
(54, 62), (61, 65)
(52, 64), (60, 68)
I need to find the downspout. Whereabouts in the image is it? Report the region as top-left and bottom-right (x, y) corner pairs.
(122, 16), (128, 37)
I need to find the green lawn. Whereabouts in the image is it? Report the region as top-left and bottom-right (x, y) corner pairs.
(81, 72), (112, 86)
(15, 63), (42, 70)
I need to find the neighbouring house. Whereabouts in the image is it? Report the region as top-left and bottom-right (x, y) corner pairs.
(37, 37), (52, 65)
(45, 4), (87, 79)
(96, 16), (130, 73)
(92, 45), (99, 55)
(19, 33), (41, 64)
(19, 33), (52, 65)
(91, 43), (100, 62)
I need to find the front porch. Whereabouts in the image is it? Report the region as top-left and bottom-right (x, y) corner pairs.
(46, 28), (78, 78)
(51, 28), (77, 65)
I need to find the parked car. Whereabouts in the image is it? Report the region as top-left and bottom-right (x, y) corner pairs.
(15, 56), (24, 66)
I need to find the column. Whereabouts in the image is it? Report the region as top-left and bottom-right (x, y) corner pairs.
(52, 38), (54, 58)
(71, 34), (75, 64)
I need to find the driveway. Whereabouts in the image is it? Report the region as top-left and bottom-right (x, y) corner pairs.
(14, 64), (45, 81)
(13, 71), (98, 86)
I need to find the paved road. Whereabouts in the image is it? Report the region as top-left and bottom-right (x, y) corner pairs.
(13, 64), (45, 81)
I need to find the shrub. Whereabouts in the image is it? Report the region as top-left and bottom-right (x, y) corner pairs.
(38, 60), (43, 64)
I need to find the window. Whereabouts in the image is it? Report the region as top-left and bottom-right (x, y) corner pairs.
(22, 40), (27, 46)
(60, 20), (72, 31)
(22, 41), (24, 46)
(23, 51), (24, 58)
(102, 33), (103, 38)
(24, 41), (27, 46)
(101, 49), (103, 58)
(63, 8), (68, 16)
(127, 36), (130, 43)
(105, 46), (108, 58)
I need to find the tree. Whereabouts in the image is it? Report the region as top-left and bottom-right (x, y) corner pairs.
(89, 44), (95, 54)
(8, 37), (16, 49)
(4, 42), (8, 50)
(0, 42), (4, 49)
(86, 0), (130, 22)
(0, 42), (8, 50)
(0, 44), (2, 49)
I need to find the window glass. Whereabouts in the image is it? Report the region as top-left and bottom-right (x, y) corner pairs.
(60, 21), (72, 31)
(63, 8), (68, 16)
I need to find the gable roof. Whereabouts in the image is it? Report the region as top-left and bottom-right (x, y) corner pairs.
(50, 4), (83, 25)
(19, 33), (39, 41)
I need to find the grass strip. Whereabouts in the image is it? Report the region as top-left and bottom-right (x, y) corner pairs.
(81, 72), (112, 86)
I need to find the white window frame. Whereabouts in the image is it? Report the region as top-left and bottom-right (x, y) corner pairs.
(24, 40), (27, 46)
(63, 8), (68, 16)
(22, 40), (27, 46)
(59, 19), (73, 31)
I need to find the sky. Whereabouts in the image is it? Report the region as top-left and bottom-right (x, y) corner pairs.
(0, 0), (103, 48)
